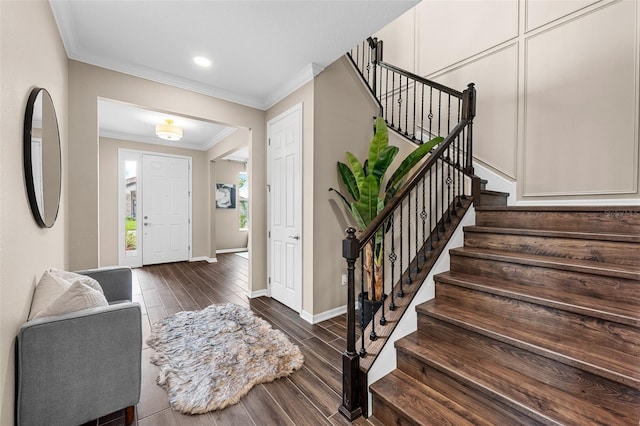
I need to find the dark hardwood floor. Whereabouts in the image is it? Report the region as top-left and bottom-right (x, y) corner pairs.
(91, 253), (373, 426)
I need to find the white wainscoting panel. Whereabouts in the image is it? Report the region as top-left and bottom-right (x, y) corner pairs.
(417, 0), (518, 76)
(525, 0), (601, 32)
(522, 0), (638, 196)
(434, 44), (519, 179)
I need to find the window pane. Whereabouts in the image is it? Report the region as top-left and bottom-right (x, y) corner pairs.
(125, 160), (138, 256)
(239, 172), (248, 230)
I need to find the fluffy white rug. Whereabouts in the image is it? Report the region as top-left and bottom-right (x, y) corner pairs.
(146, 303), (303, 414)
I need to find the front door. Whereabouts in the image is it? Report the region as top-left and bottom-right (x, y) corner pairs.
(268, 104), (302, 313)
(142, 154), (190, 265)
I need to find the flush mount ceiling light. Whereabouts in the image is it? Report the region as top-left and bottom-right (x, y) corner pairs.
(155, 119), (183, 141)
(193, 56), (212, 67)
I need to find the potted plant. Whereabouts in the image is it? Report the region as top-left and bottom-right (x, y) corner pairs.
(330, 117), (443, 326)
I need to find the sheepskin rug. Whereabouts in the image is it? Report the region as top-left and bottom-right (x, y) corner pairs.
(146, 303), (304, 414)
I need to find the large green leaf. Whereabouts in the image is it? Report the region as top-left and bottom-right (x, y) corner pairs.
(328, 187), (351, 211)
(368, 117), (389, 170)
(337, 162), (359, 201)
(354, 174), (380, 226)
(350, 202), (367, 230)
(372, 145), (399, 185)
(385, 136), (443, 194)
(345, 152), (365, 194)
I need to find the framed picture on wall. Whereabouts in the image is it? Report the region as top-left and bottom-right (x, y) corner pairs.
(215, 183), (236, 209)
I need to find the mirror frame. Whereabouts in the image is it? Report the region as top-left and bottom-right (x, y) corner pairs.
(23, 87), (61, 228)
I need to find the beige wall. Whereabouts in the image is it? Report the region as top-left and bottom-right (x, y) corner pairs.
(313, 57), (380, 314)
(68, 61), (267, 294)
(377, 0), (640, 201)
(98, 137), (210, 266)
(213, 160), (248, 250)
(0, 1), (69, 423)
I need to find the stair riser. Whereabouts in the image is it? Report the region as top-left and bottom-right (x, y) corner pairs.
(372, 397), (420, 426)
(464, 232), (640, 266)
(409, 317), (640, 424)
(396, 350), (547, 425)
(449, 254), (639, 309)
(476, 209), (640, 234)
(479, 192), (508, 207)
(428, 283), (640, 388)
(434, 271), (638, 327)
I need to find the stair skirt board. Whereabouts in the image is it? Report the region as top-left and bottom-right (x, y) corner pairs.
(365, 206), (476, 416)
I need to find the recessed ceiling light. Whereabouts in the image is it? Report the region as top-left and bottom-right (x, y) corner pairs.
(193, 56), (212, 67)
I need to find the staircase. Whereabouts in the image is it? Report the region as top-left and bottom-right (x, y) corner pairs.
(369, 206), (640, 424)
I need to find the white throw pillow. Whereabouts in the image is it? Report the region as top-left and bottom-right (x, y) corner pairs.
(33, 281), (108, 320)
(28, 271), (70, 320)
(49, 269), (104, 294)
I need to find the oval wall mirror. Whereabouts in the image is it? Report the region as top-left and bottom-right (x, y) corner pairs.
(24, 87), (61, 228)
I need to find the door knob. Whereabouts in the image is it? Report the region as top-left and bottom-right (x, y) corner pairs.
(289, 235), (300, 240)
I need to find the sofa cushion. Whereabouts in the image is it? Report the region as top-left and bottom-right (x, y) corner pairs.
(28, 271), (69, 320)
(32, 281), (108, 320)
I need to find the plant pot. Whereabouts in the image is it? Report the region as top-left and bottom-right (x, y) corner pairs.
(358, 292), (385, 329)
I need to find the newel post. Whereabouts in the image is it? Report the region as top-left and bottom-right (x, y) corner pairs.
(462, 82), (476, 175)
(339, 227), (363, 421)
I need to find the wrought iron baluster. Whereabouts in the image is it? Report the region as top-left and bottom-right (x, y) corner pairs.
(429, 87), (433, 138)
(359, 249), (365, 357)
(406, 187), (412, 283)
(420, 83), (425, 143)
(404, 77), (409, 136)
(429, 167), (436, 247)
(398, 200), (404, 297)
(456, 98), (462, 207)
(412, 80), (417, 141)
(391, 72), (396, 128)
(414, 183), (419, 272)
(438, 90), (442, 137)
(379, 230), (386, 326)
(385, 68), (389, 124)
(389, 214), (396, 311)
(421, 175), (427, 262)
(397, 75), (403, 133)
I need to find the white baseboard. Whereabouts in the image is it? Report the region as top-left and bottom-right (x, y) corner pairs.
(300, 305), (347, 324)
(249, 289), (268, 298)
(190, 256), (217, 263)
(216, 248), (248, 254)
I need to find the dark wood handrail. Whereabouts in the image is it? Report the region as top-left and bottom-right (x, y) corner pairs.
(356, 118), (470, 247)
(378, 61), (464, 98)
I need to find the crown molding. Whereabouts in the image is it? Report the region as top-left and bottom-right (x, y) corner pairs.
(262, 63), (325, 110)
(203, 127), (238, 150)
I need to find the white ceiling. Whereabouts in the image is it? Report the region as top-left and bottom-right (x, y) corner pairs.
(51, 0), (417, 157)
(98, 99), (238, 152)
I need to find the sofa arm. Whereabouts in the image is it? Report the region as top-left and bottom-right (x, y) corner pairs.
(75, 266), (132, 303)
(15, 303), (142, 426)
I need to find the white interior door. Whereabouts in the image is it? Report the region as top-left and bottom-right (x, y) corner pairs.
(268, 104), (302, 313)
(142, 154), (190, 265)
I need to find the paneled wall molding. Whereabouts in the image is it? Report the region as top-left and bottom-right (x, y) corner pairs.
(519, 0), (639, 198)
(377, 0), (639, 201)
(525, 0), (609, 34)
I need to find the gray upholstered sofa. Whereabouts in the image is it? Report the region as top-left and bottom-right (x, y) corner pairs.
(15, 267), (142, 426)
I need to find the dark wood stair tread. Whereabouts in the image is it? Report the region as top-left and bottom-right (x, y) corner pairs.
(370, 369), (520, 426)
(450, 246), (640, 280)
(474, 206), (640, 234)
(396, 329), (640, 425)
(435, 270), (640, 326)
(464, 225), (640, 244)
(417, 288), (640, 389)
